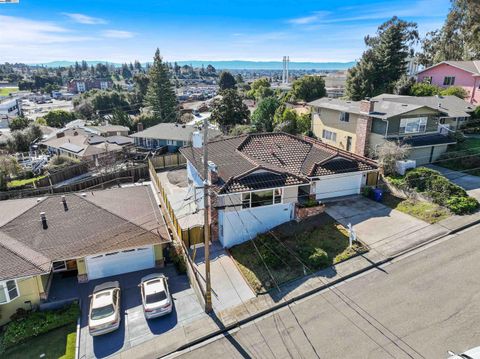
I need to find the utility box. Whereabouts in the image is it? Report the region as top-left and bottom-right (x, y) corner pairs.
(395, 160), (416, 176)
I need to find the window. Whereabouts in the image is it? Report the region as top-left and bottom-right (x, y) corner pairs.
(422, 76), (432, 84)
(52, 261), (67, 272)
(443, 76), (455, 86)
(241, 189), (283, 208)
(0, 280), (19, 304)
(339, 112), (350, 122)
(322, 129), (337, 142)
(400, 117), (428, 134)
(167, 140), (176, 146)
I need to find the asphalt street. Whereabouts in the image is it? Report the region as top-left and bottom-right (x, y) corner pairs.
(176, 224), (480, 359)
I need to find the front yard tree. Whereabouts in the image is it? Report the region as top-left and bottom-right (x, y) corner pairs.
(346, 16), (419, 100)
(210, 89), (249, 133)
(9, 116), (29, 131)
(218, 71), (236, 91)
(290, 75), (327, 102)
(145, 49), (178, 123)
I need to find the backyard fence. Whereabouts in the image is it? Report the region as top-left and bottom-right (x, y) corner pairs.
(148, 159), (206, 310)
(0, 164), (148, 200)
(34, 162), (89, 188)
(149, 152), (186, 170)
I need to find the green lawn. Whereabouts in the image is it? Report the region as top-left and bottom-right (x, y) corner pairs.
(7, 175), (46, 189)
(437, 138), (480, 176)
(382, 192), (449, 224)
(1, 323), (76, 359)
(0, 87), (19, 97)
(230, 214), (367, 293)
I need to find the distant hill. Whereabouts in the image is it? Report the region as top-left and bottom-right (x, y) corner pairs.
(34, 60), (355, 71)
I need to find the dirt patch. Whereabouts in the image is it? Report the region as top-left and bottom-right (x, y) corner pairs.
(166, 169), (188, 187)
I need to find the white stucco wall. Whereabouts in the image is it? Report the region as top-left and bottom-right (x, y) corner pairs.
(187, 161), (205, 209)
(218, 203), (294, 248)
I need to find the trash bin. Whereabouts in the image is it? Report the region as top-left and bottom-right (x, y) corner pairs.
(373, 188), (383, 202)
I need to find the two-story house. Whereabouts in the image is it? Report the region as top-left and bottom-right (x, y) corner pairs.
(416, 60), (480, 105)
(180, 132), (378, 248)
(309, 95), (475, 165)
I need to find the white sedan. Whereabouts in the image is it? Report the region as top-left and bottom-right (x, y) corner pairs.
(140, 274), (173, 319)
(88, 281), (121, 336)
(448, 347), (480, 359)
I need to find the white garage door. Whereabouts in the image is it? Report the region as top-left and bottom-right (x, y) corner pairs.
(315, 173), (363, 200)
(86, 246), (155, 280)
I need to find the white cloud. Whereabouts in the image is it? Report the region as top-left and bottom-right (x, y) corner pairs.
(63, 13), (107, 25)
(101, 30), (135, 39)
(288, 11), (330, 25)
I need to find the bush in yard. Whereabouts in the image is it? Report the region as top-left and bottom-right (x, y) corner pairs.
(1, 303), (79, 351)
(377, 141), (411, 175)
(445, 196), (479, 214)
(306, 248), (330, 268)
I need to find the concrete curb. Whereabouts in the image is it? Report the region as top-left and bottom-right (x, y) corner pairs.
(159, 218), (480, 359)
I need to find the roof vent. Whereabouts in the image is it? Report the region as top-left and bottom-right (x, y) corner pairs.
(81, 193), (87, 197)
(40, 212), (48, 230)
(401, 104), (408, 107)
(61, 195), (68, 211)
(36, 198), (42, 203)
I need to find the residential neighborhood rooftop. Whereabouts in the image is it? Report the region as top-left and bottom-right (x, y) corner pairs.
(0, 186), (169, 281)
(417, 60), (480, 75)
(180, 132), (378, 194)
(130, 122), (222, 142)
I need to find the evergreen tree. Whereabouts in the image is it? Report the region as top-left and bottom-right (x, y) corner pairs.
(345, 17), (418, 100)
(144, 49), (178, 123)
(251, 97), (280, 132)
(218, 71), (236, 91)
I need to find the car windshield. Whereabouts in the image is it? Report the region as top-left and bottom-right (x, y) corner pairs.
(91, 304), (115, 320)
(146, 291), (167, 304)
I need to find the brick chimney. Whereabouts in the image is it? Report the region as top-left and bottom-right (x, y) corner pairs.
(360, 99), (374, 114)
(137, 122), (144, 132)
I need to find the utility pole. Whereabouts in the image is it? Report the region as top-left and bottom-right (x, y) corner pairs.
(202, 117), (213, 313)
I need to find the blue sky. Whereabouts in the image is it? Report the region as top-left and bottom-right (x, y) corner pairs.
(0, 0), (450, 63)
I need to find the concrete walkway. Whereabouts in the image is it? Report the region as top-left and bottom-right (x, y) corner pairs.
(427, 164), (480, 201)
(190, 242), (255, 312)
(325, 196), (448, 257)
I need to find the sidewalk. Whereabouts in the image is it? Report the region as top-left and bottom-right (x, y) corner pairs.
(111, 208), (480, 359)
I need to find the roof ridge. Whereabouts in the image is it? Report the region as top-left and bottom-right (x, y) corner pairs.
(0, 232), (51, 273)
(0, 197), (46, 230)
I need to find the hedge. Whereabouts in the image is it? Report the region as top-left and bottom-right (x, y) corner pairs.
(402, 168), (479, 214)
(0, 303), (80, 350)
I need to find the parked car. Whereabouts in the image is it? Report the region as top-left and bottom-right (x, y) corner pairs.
(88, 281), (121, 336)
(140, 273), (173, 319)
(448, 347), (480, 359)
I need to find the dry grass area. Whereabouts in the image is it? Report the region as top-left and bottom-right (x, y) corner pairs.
(230, 213), (367, 293)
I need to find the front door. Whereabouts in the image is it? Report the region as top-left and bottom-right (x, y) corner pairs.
(346, 136), (352, 152)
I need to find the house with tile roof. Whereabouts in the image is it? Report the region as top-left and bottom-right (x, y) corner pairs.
(309, 95), (475, 165)
(0, 185), (170, 326)
(180, 132), (378, 248)
(416, 60), (480, 105)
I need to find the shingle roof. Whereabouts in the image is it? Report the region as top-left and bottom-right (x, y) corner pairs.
(130, 123), (222, 142)
(417, 60), (480, 76)
(180, 132), (378, 194)
(0, 186), (170, 281)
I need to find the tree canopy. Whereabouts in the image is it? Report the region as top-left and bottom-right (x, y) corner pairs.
(345, 17), (419, 100)
(218, 71), (236, 91)
(144, 49), (178, 123)
(210, 89), (249, 133)
(251, 97), (280, 132)
(290, 76), (327, 102)
(42, 110), (76, 128)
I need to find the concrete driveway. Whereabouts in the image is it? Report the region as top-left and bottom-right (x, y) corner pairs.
(427, 164), (480, 201)
(325, 196), (447, 256)
(51, 266), (206, 359)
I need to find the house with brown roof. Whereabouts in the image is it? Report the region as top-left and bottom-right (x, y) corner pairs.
(0, 186), (170, 326)
(180, 132), (378, 248)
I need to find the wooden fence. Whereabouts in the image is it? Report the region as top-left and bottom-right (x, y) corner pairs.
(34, 162), (89, 188)
(149, 152), (186, 170)
(148, 160), (204, 247)
(0, 165), (148, 200)
(148, 159), (206, 309)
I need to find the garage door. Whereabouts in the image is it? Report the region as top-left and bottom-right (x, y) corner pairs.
(86, 246), (154, 280)
(315, 173), (363, 200)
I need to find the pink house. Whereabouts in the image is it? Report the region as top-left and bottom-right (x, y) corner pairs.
(416, 61), (480, 105)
